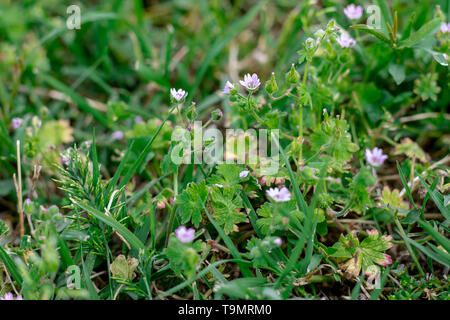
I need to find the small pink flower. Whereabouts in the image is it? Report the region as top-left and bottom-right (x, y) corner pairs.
(239, 170), (250, 179)
(266, 187), (291, 202)
(336, 32), (356, 48)
(157, 201), (165, 209)
(175, 226), (195, 243)
(223, 81), (234, 94)
(367, 229), (378, 235)
(274, 237), (282, 246)
(0, 292), (22, 300)
(83, 141), (91, 149)
(440, 22), (450, 33)
(12, 117), (22, 129)
(112, 131), (124, 140)
(170, 88), (188, 102)
(239, 73), (261, 91)
(365, 147), (388, 167)
(344, 4), (363, 20)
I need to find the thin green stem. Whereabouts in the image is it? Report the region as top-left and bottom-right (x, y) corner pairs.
(165, 167), (179, 247)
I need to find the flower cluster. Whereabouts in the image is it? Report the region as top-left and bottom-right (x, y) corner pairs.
(224, 73), (261, 95)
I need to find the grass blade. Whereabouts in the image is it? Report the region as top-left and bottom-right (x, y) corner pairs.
(72, 199), (150, 256)
(0, 247), (23, 284)
(202, 202), (252, 277)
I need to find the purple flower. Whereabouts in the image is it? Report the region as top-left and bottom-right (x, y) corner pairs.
(112, 131), (124, 140)
(274, 237), (282, 246)
(223, 81), (234, 94)
(12, 117), (22, 129)
(336, 32), (356, 48)
(365, 147), (388, 167)
(266, 187), (291, 202)
(170, 88), (188, 102)
(440, 22), (450, 33)
(61, 153), (70, 165)
(175, 226), (195, 243)
(134, 116), (144, 124)
(239, 170), (250, 179)
(344, 4), (363, 20)
(0, 292), (23, 300)
(239, 73), (261, 91)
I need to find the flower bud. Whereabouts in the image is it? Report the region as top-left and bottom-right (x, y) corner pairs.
(40, 106), (49, 118)
(286, 64), (300, 84)
(24, 198), (34, 215)
(211, 109), (223, 121)
(326, 19), (337, 35)
(186, 102), (197, 121)
(314, 28), (325, 39)
(305, 37), (316, 50)
(48, 205), (60, 217)
(265, 72), (278, 94)
(32, 116), (42, 129)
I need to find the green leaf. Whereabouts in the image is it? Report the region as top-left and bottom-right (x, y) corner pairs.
(207, 164), (245, 188)
(189, 1), (264, 99)
(405, 237), (450, 268)
(210, 186), (246, 234)
(39, 72), (108, 126)
(156, 258), (245, 299)
(201, 202), (252, 277)
(416, 220), (450, 253)
(0, 247), (22, 284)
(418, 176), (450, 221)
(110, 254), (139, 280)
(399, 18), (442, 48)
(351, 24), (391, 45)
(330, 230), (392, 277)
(388, 63), (405, 85)
(165, 235), (204, 279)
(73, 200), (150, 256)
(177, 181), (208, 227)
